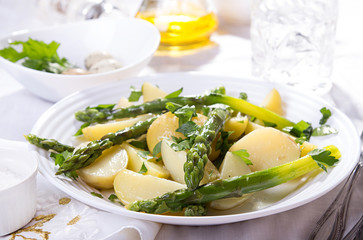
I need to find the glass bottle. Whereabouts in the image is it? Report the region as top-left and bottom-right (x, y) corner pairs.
(136, 0), (218, 51)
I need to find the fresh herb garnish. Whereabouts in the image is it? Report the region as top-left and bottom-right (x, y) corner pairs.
(50, 150), (72, 166)
(308, 148), (339, 172)
(128, 86), (142, 102)
(165, 88), (183, 99)
(170, 137), (192, 151)
(263, 121), (277, 128)
(319, 107), (332, 125)
(0, 38), (74, 73)
(312, 125), (338, 136)
(165, 102), (183, 113)
(284, 120), (313, 141)
(137, 151), (154, 161)
(91, 192), (103, 198)
(176, 121), (200, 138)
(232, 149), (253, 165)
(152, 141), (162, 160)
(108, 194), (124, 206)
(129, 140), (148, 150)
(138, 162), (148, 174)
(174, 105), (197, 126)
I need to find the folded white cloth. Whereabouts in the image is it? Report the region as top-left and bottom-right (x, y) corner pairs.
(0, 141), (161, 240)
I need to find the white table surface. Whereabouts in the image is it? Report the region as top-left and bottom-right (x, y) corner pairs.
(1, 0), (363, 239)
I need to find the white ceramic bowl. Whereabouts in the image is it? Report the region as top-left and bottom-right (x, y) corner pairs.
(0, 18), (160, 102)
(0, 139), (38, 236)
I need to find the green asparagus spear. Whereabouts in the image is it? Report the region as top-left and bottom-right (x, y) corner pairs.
(25, 134), (75, 153)
(184, 205), (207, 216)
(56, 116), (157, 175)
(184, 108), (230, 189)
(75, 97), (208, 124)
(75, 93), (294, 130)
(127, 145), (340, 214)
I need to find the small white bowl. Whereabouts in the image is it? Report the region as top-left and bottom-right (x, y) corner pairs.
(0, 18), (160, 102)
(0, 139), (38, 236)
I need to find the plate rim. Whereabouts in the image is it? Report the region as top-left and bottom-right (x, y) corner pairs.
(29, 72), (361, 226)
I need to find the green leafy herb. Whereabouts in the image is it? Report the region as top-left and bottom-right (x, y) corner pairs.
(308, 148), (339, 172)
(74, 122), (91, 136)
(91, 192), (103, 198)
(0, 38), (74, 73)
(129, 140), (148, 150)
(202, 106), (211, 116)
(152, 141), (162, 157)
(170, 136), (192, 151)
(108, 194), (125, 206)
(263, 121), (277, 128)
(137, 151), (154, 161)
(176, 121), (199, 138)
(128, 86), (142, 102)
(174, 105), (197, 126)
(165, 88), (183, 99)
(312, 125), (338, 136)
(138, 162), (148, 174)
(284, 120), (312, 141)
(232, 149), (252, 165)
(319, 107), (332, 125)
(165, 102), (183, 113)
(50, 150), (73, 166)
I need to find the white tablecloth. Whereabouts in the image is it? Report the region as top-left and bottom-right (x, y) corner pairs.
(0, 0), (362, 239)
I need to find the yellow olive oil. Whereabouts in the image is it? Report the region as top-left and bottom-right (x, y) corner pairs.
(136, 11), (218, 50)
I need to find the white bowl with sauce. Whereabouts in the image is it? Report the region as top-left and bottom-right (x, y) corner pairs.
(0, 18), (160, 102)
(0, 139), (38, 236)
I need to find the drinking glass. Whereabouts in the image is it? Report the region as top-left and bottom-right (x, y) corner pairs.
(250, 0), (338, 95)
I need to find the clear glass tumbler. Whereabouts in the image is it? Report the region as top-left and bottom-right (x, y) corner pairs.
(250, 0), (338, 95)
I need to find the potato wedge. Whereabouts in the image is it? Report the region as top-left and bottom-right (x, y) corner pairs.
(261, 88), (284, 116)
(123, 142), (170, 179)
(224, 115), (249, 140)
(300, 141), (318, 157)
(244, 121), (264, 134)
(77, 145), (128, 189)
(161, 139), (220, 185)
(229, 127), (300, 172)
(142, 82), (168, 102)
(115, 97), (133, 109)
(82, 114), (153, 141)
(209, 152), (252, 210)
(147, 112), (207, 154)
(114, 169), (185, 205)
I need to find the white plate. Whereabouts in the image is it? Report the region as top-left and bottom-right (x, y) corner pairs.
(29, 72), (360, 226)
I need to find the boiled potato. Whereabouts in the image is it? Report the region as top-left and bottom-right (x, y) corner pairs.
(209, 152), (252, 210)
(82, 114), (153, 141)
(123, 142), (170, 179)
(244, 121), (264, 135)
(77, 145), (128, 189)
(261, 88), (284, 116)
(300, 141), (318, 157)
(224, 115), (249, 140)
(161, 139), (220, 185)
(114, 169), (185, 205)
(116, 97), (133, 109)
(142, 82), (167, 102)
(218, 152), (251, 179)
(147, 112), (207, 154)
(229, 127), (300, 172)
